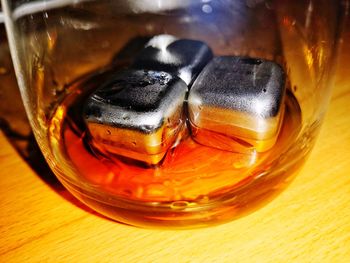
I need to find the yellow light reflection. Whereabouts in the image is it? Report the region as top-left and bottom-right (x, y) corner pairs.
(304, 46), (314, 70)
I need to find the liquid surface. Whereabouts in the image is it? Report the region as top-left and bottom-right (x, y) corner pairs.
(49, 70), (302, 204)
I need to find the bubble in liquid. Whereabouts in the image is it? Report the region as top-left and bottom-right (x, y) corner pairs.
(170, 201), (190, 210)
(0, 67), (9, 75)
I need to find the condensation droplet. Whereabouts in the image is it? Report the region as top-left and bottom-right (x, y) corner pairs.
(202, 4), (212, 13)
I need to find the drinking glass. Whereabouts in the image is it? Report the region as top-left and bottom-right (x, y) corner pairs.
(1, 0), (347, 228)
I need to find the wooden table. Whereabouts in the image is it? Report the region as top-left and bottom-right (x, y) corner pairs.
(1, 28), (350, 263)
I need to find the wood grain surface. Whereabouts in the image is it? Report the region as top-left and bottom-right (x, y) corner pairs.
(1, 18), (350, 263)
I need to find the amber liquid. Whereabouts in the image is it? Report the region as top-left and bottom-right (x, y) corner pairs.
(48, 67), (302, 227)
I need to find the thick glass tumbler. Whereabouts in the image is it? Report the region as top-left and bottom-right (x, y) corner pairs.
(2, 0), (347, 228)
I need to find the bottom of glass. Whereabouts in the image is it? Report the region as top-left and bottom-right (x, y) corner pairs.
(56, 155), (306, 228)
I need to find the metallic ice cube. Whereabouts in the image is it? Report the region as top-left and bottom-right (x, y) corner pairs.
(132, 34), (213, 85)
(188, 56), (286, 152)
(84, 69), (188, 164)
